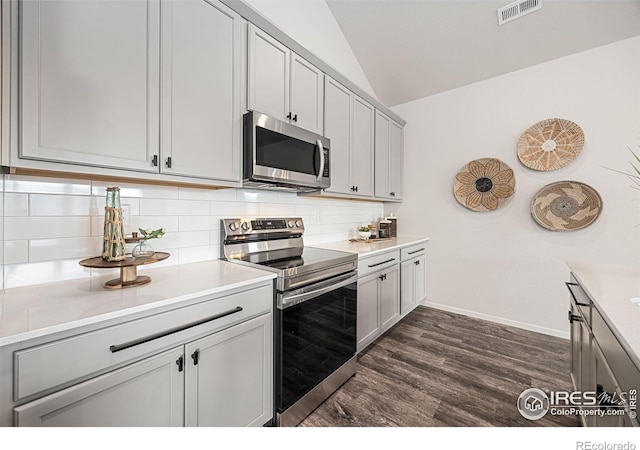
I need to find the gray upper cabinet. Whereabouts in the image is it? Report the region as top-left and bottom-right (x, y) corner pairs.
(324, 76), (373, 198)
(20, 0), (160, 172)
(161, 0), (243, 181)
(18, 0), (243, 184)
(375, 110), (404, 201)
(248, 24), (323, 135)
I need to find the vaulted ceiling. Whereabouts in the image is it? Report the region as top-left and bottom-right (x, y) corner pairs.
(326, 0), (640, 106)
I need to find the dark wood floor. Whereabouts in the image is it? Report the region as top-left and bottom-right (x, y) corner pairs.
(300, 306), (580, 427)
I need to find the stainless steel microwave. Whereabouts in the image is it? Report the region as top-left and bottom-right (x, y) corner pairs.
(243, 111), (330, 192)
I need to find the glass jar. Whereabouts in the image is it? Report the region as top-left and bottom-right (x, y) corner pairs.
(132, 240), (155, 259)
(102, 187), (126, 261)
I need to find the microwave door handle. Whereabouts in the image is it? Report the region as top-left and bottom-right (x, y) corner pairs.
(316, 140), (325, 181)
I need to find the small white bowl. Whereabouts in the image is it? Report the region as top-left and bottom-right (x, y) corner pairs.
(358, 231), (372, 240)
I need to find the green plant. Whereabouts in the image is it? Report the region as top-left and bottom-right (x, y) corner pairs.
(138, 227), (166, 240)
(358, 226), (370, 232)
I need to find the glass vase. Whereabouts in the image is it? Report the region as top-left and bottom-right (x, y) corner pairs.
(132, 240), (155, 259)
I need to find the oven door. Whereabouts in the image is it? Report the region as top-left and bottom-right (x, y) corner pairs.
(244, 111), (330, 189)
(275, 272), (357, 414)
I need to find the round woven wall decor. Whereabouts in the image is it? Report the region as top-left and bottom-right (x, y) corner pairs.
(531, 181), (602, 231)
(454, 158), (515, 212)
(517, 118), (584, 171)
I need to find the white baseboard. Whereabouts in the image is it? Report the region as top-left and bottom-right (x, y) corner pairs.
(420, 300), (570, 340)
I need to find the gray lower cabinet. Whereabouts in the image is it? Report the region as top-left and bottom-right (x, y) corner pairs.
(357, 255), (400, 352)
(567, 276), (639, 427)
(184, 313), (272, 427)
(400, 247), (427, 317)
(14, 313), (272, 427)
(14, 347), (185, 427)
(16, 0), (243, 184)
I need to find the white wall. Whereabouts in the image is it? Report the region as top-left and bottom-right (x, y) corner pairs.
(243, 0), (378, 99)
(390, 36), (640, 338)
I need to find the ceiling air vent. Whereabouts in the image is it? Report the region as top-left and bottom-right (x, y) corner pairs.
(498, 0), (541, 25)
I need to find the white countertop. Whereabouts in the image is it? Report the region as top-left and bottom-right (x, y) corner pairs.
(0, 259), (276, 347)
(312, 236), (429, 258)
(567, 261), (640, 368)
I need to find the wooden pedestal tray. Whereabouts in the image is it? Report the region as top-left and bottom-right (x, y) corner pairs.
(79, 252), (170, 289)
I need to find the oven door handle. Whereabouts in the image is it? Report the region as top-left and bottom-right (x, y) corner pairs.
(278, 272), (358, 309)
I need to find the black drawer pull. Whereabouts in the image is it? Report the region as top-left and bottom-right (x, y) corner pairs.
(567, 310), (582, 324)
(407, 248), (425, 255)
(565, 282), (590, 307)
(368, 258), (395, 268)
(109, 306), (243, 353)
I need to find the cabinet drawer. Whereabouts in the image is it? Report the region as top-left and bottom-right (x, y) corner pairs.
(400, 243), (427, 261)
(14, 284), (272, 401)
(592, 307), (640, 395)
(358, 250), (400, 278)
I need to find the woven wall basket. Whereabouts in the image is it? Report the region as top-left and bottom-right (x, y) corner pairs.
(454, 158), (515, 212)
(531, 181), (602, 231)
(517, 118), (584, 171)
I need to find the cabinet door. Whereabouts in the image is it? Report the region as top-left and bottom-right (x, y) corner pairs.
(400, 259), (414, 316)
(374, 110), (391, 199)
(290, 53), (324, 134)
(389, 120), (404, 200)
(185, 313), (272, 427)
(414, 254), (427, 303)
(570, 302), (581, 391)
(594, 344), (623, 427)
(161, 0), (242, 181)
(14, 347), (185, 427)
(247, 24), (289, 122)
(20, 0), (159, 172)
(357, 273), (380, 352)
(380, 265), (400, 332)
(324, 76), (352, 195)
(351, 95), (375, 197)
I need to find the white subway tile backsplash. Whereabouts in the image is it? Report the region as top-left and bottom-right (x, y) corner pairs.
(5, 217), (91, 240)
(178, 216), (218, 232)
(1, 173), (384, 288)
(29, 194), (92, 216)
(139, 198), (211, 216)
(5, 175), (91, 195)
(29, 236), (102, 262)
(4, 193), (29, 216)
(4, 240), (28, 264)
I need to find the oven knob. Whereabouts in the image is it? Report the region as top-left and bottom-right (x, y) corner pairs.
(228, 222), (238, 232)
(288, 220), (295, 228)
(241, 222), (250, 231)
(295, 220), (303, 228)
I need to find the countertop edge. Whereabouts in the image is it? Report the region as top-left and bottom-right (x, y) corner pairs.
(312, 237), (430, 259)
(0, 271), (276, 348)
(566, 261), (640, 369)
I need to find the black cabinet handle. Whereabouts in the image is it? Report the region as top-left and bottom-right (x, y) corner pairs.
(110, 306), (243, 353)
(407, 248), (425, 255)
(292, 114), (297, 122)
(414, 260), (420, 265)
(191, 349), (200, 366)
(166, 157), (172, 168)
(565, 282), (590, 307)
(287, 112), (292, 120)
(379, 274), (387, 281)
(152, 155), (158, 167)
(390, 192), (396, 197)
(355, 186), (358, 192)
(368, 258), (395, 268)
(567, 310), (581, 323)
(176, 356), (184, 372)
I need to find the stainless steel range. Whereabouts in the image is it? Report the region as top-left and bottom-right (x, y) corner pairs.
(222, 217), (357, 426)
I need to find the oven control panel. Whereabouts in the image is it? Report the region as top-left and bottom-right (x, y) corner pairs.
(222, 217), (305, 236)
